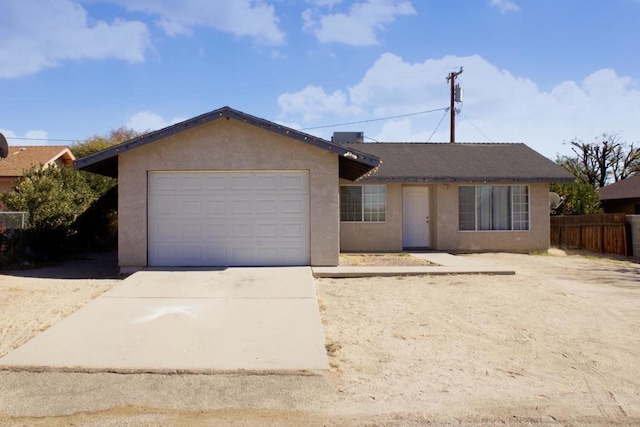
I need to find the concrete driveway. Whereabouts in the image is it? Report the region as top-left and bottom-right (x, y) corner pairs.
(0, 267), (329, 372)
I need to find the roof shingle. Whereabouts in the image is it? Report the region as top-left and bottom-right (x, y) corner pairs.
(0, 146), (75, 178)
(597, 175), (640, 200)
(339, 142), (575, 183)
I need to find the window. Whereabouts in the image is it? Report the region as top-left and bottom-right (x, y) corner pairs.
(340, 185), (386, 222)
(458, 185), (529, 231)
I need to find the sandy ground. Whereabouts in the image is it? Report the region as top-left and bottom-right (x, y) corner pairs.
(1, 251), (639, 425)
(340, 253), (436, 266)
(0, 252), (121, 359)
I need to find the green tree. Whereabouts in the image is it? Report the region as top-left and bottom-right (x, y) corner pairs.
(70, 126), (143, 158)
(1, 165), (96, 230)
(0, 127), (142, 261)
(70, 126), (142, 197)
(0, 165), (99, 257)
(550, 181), (602, 216)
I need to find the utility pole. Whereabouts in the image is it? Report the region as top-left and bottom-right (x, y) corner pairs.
(446, 67), (463, 143)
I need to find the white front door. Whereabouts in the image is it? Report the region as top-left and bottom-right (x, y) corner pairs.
(402, 186), (430, 248)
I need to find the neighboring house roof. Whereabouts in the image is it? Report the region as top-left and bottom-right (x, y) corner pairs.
(0, 146), (75, 178)
(74, 106), (381, 181)
(338, 142), (575, 183)
(598, 175), (640, 200)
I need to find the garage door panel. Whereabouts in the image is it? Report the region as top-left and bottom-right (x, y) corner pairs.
(281, 174), (306, 191)
(149, 171), (309, 267)
(282, 223), (304, 238)
(152, 199), (177, 216)
(255, 175), (279, 190)
(181, 200), (202, 215)
(155, 176), (177, 191)
(180, 176), (202, 191)
(204, 175), (227, 190)
(230, 175), (253, 190)
(206, 200), (226, 215)
(280, 199), (304, 214)
(255, 199), (278, 214)
(231, 200), (252, 215)
(206, 224), (227, 238)
(230, 223), (253, 238)
(257, 223), (278, 238)
(182, 224), (202, 239)
(181, 244), (203, 260)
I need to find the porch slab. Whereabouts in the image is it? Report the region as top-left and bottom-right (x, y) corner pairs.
(313, 253), (515, 278)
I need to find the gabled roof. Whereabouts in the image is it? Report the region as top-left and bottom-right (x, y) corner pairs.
(598, 175), (640, 200)
(0, 146), (75, 178)
(338, 142), (575, 183)
(74, 106), (381, 181)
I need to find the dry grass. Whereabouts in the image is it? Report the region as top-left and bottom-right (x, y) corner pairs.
(339, 253), (437, 267)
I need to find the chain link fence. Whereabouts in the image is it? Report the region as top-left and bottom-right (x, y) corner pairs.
(0, 211), (29, 230)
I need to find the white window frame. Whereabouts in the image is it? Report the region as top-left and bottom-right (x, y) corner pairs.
(340, 185), (386, 223)
(458, 185), (530, 231)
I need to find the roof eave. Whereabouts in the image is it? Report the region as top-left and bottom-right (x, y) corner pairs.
(358, 176), (576, 183)
(74, 106), (380, 180)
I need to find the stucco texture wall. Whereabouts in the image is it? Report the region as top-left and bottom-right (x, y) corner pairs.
(627, 215), (640, 257)
(432, 182), (551, 252)
(339, 182), (404, 252)
(118, 119), (339, 269)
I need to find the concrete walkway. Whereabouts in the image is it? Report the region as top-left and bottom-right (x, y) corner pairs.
(0, 267), (329, 373)
(313, 252), (515, 278)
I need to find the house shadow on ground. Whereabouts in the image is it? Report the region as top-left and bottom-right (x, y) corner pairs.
(2, 251), (121, 280)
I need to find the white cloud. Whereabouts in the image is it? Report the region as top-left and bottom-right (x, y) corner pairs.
(101, 0), (285, 44)
(306, 0), (344, 7)
(0, 128), (51, 146)
(489, 0), (520, 14)
(0, 0), (150, 78)
(277, 53), (640, 159)
(126, 111), (187, 132)
(303, 0), (416, 46)
(278, 85), (363, 122)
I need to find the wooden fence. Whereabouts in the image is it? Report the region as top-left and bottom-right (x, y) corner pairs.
(550, 213), (629, 256)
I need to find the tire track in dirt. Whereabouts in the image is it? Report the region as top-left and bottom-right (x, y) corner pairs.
(567, 353), (640, 419)
(512, 330), (532, 372)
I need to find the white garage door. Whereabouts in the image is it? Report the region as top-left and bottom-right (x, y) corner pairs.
(148, 171), (310, 267)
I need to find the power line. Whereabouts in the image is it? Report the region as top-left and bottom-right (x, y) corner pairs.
(299, 107), (449, 131)
(427, 108), (450, 142)
(6, 106), (451, 143)
(459, 111), (495, 143)
(6, 136), (80, 142)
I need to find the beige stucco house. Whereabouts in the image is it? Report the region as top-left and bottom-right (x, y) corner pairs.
(74, 106), (574, 272)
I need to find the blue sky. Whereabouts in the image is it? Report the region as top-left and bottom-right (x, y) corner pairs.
(1, 0), (639, 159)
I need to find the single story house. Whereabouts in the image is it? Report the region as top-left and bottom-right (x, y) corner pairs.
(597, 175), (640, 214)
(0, 146), (75, 194)
(74, 106), (574, 272)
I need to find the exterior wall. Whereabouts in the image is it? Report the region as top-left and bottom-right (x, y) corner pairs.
(339, 181), (403, 252)
(338, 181), (550, 253)
(432, 182), (551, 252)
(118, 119), (339, 269)
(627, 215), (640, 257)
(0, 177), (16, 195)
(602, 198), (640, 214)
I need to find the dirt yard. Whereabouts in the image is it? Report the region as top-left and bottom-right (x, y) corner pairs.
(1, 251), (639, 426)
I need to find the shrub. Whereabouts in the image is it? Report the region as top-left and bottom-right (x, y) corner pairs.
(0, 165), (116, 260)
